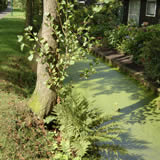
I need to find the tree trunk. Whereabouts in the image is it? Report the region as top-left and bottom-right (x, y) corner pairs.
(26, 0), (33, 26)
(28, 0), (57, 119)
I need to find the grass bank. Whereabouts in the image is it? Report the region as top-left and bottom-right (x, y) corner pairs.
(0, 9), (49, 159)
(0, 9), (36, 97)
(0, 9), (25, 59)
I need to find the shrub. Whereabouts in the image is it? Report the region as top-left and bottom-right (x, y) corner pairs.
(117, 27), (151, 63)
(90, 1), (122, 37)
(106, 23), (160, 82)
(140, 37), (160, 82)
(107, 24), (130, 48)
(107, 24), (160, 64)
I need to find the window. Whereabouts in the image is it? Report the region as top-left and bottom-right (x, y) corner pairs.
(128, 0), (141, 25)
(146, 0), (157, 17)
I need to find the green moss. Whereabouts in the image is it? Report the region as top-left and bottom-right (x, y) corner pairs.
(28, 92), (42, 115)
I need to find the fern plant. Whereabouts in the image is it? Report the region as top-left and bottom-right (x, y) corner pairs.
(45, 85), (124, 159)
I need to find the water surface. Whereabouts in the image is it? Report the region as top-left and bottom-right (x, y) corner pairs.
(66, 57), (160, 160)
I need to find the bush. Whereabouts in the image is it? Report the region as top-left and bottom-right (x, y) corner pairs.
(140, 37), (160, 82)
(106, 23), (160, 82)
(90, 1), (122, 37)
(119, 25), (160, 63)
(107, 24), (130, 48)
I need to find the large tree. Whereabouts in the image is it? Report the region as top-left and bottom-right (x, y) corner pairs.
(28, 0), (57, 118)
(25, 0), (43, 28)
(25, 0), (33, 26)
(23, 0), (97, 119)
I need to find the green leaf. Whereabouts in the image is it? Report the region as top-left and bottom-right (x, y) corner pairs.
(44, 115), (56, 124)
(20, 43), (25, 51)
(28, 54), (34, 61)
(17, 35), (23, 43)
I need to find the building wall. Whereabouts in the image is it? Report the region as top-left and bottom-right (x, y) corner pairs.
(140, 0), (160, 25)
(122, 0), (129, 24)
(123, 0), (160, 25)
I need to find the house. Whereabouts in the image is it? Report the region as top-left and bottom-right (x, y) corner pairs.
(122, 0), (160, 26)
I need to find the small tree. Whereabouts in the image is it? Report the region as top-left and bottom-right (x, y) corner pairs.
(19, 0), (95, 118)
(27, 0), (58, 118)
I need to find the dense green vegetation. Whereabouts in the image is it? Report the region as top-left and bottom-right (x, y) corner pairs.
(0, 0), (8, 11)
(73, 1), (122, 38)
(106, 24), (160, 83)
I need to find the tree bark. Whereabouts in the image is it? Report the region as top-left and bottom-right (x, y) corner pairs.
(25, 0), (33, 27)
(28, 0), (57, 119)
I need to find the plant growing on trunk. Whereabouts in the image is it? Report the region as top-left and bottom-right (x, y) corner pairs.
(18, 0), (97, 118)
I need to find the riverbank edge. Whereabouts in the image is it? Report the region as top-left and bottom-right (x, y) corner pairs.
(93, 47), (160, 95)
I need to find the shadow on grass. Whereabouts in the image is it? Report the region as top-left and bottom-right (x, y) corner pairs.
(0, 56), (36, 97)
(0, 10), (35, 97)
(0, 17), (25, 59)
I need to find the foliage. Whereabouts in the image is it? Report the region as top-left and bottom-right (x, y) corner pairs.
(13, 0), (25, 9)
(18, 0), (97, 91)
(0, 0), (8, 11)
(140, 37), (160, 82)
(106, 23), (160, 82)
(107, 24), (130, 48)
(32, 0), (43, 31)
(44, 85), (124, 159)
(73, 0), (122, 38)
(91, 1), (122, 37)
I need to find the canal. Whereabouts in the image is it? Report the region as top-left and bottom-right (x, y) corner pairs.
(66, 57), (160, 160)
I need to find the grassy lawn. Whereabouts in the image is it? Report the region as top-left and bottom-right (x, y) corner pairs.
(0, 9), (25, 60)
(0, 10), (47, 159)
(0, 9), (36, 95)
